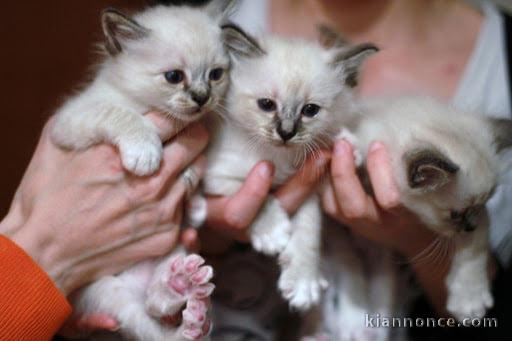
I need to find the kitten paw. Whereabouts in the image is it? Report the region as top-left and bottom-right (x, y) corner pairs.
(119, 135), (163, 176)
(185, 194), (208, 228)
(251, 219), (292, 256)
(278, 268), (327, 311)
(447, 286), (493, 320)
(181, 298), (212, 340)
(337, 127), (363, 167)
(146, 254), (215, 338)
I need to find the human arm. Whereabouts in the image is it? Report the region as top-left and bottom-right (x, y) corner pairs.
(0, 113), (208, 338)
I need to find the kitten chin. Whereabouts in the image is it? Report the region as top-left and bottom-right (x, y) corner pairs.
(52, 1), (237, 340)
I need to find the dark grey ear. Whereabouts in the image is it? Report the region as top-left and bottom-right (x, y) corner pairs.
(317, 24), (348, 48)
(332, 43), (379, 87)
(221, 23), (265, 59)
(405, 148), (459, 192)
(206, 0), (238, 20)
(101, 8), (149, 56)
(488, 118), (512, 152)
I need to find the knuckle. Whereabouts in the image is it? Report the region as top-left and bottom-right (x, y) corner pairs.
(342, 202), (367, 220)
(224, 208), (248, 230)
(379, 196), (401, 211)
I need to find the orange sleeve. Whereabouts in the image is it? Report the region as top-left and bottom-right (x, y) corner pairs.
(0, 235), (72, 341)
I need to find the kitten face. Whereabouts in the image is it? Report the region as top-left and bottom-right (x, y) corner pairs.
(222, 25), (377, 153)
(101, 2), (236, 122)
(391, 101), (512, 237)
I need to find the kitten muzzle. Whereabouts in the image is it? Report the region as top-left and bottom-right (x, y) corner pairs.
(277, 120), (299, 142)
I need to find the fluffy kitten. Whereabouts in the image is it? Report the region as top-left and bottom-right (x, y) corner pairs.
(190, 24), (378, 310)
(306, 97), (512, 340)
(52, 2), (236, 340)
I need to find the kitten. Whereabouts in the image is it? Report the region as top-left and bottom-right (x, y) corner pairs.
(305, 96), (512, 340)
(52, 2), (236, 340)
(189, 24), (378, 310)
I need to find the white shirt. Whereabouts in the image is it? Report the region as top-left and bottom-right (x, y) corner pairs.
(232, 1), (512, 265)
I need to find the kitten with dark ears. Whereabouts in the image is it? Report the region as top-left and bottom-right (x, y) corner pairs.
(304, 97), (512, 340)
(51, 1), (236, 340)
(188, 24), (378, 310)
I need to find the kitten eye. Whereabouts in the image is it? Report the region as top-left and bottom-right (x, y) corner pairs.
(301, 104), (320, 118)
(209, 68), (224, 81)
(450, 210), (463, 221)
(164, 70), (185, 84)
(257, 98), (277, 112)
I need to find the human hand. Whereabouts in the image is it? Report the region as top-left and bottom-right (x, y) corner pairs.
(200, 151), (331, 253)
(321, 139), (436, 257)
(0, 112), (208, 295)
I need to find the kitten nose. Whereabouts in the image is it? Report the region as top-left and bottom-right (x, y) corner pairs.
(191, 92), (209, 107)
(277, 125), (297, 142)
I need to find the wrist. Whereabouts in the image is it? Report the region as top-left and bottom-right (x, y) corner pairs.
(5, 218), (72, 295)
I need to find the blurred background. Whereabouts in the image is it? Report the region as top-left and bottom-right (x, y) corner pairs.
(0, 0), (511, 216)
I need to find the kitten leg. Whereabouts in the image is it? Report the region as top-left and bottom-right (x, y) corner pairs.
(185, 193), (208, 228)
(146, 251), (214, 340)
(250, 196), (292, 256)
(446, 226), (493, 320)
(277, 194), (327, 310)
(366, 249), (396, 341)
(52, 105), (162, 176)
(73, 265), (195, 340)
(327, 235), (376, 341)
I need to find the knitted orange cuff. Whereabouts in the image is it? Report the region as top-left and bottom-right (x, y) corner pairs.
(0, 235), (72, 340)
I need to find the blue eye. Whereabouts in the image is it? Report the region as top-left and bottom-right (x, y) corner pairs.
(257, 98), (276, 112)
(209, 68), (224, 81)
(301, 104), (320, 117)
(164, 70), (185, 84)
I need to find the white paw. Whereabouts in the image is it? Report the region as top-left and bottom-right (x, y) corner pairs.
(185, 194), (208, 228)
(447, 286), (493, 320)
(146, 254), (214, 340)
(251, 219), (292, 256)
(278, 269), (328, 311)
(119, 135), (162, 176)
(336, 127), (363, 167)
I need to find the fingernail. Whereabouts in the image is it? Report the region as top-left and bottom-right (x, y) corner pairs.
(369, 141), (384, 153)
(258, 162), (274, 178)
(334, 140), (349, 156)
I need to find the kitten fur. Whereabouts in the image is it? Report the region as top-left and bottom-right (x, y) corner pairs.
(189, 24), (378, 310)
(305, 97), (512, 340)
(53, 2), (237, 340)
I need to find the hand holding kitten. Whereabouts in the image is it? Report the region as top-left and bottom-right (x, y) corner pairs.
(0, 113), (208, 295)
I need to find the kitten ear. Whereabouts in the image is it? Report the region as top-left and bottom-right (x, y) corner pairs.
(405, 148), (460, 192)
(331, 43), (379, 87)
(101, 8), (150, 56)
(317, 24), (348, 48)
(221, 23), (265, 59)
(206, 0), (238, 21)
(488, 117), (512, 152)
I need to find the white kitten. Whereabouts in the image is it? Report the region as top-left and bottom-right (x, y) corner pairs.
(306, 97), (512, 340)
(189, 24), (377, 311)
(52, 2), (237, 340)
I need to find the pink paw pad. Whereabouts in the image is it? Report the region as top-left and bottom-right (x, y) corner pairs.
(166, 254), (214, 340)
(182, 298), (212, 340)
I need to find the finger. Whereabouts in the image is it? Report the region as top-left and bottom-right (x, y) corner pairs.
(331, 140), (378, 221)
(275, 150), (330, 215)
(222, 162), (274, 230)
(145, 111), (186, 142)
(321, 180), (342, 220)
(366, 142), (401, 211)
(181, 228), (201, 253)
(157, 123), (209, 184)
(76, 314), (119, 332)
